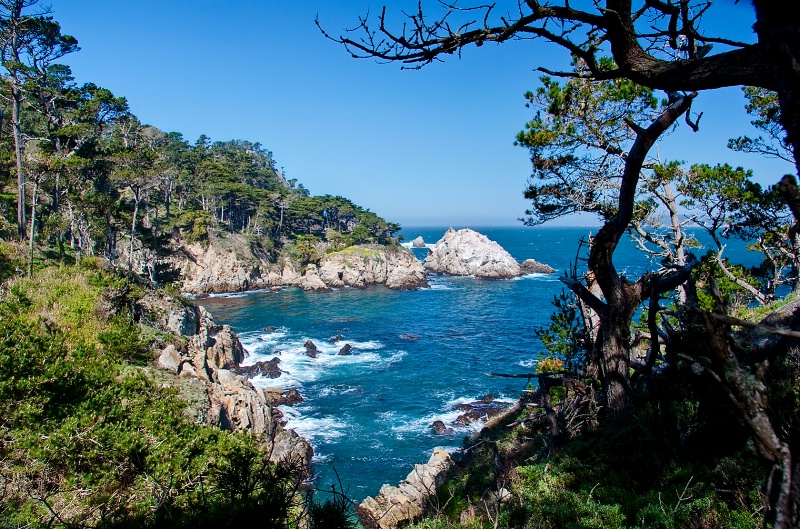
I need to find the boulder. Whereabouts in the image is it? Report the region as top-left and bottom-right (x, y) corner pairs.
(359, 448), (454, 529)
(304, 340), (319, 358)
(338, 343), (353, 355)
(206, 325), (246, 370)
(423, 228), (522, 279)
(238, 357), (283, 379)
(452, 397), (510, 427)
(206, 370), (312, 467)
(158, 344), (182, 372)
(299, 264), (329, 291)
(520, 258), (555, 274)
(430, 420), (453, 435)
(151, 294), (313, 470)
(263, 388), (304, 407)
(329, 334), (343, 344)
(411, 236), (426, 248)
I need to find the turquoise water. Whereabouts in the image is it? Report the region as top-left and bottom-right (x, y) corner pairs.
(196, 226), (757, 501)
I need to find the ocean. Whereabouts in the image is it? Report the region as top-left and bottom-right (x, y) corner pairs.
(196, 226), (760, 501)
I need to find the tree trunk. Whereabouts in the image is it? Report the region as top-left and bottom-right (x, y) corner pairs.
(587, 94), (696, 414)
(28, 178), (39, 277)
(11, 82), (25, 240)
(129, 190), (140, 272)
(751, 1), (800, 177)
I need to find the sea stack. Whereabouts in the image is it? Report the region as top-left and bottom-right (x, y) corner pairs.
(423, 228), (522, 279)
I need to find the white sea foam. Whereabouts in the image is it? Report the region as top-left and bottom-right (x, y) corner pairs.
(281, 407), (348, 442)
(243, 328), (404, 391)
(514, 272), (552, 281)
(207, 291), (249, 299)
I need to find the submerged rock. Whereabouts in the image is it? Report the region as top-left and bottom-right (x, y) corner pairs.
(452, 397), (510, 427)
(424, 228), (522, 279)
(329, 334), (343, 344)
(338, 343), (353, 355)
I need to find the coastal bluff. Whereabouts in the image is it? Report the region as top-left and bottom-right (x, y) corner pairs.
(165, 231), (426, 295)
(146, 298), (312, 467)
(423, 228), (552, 279)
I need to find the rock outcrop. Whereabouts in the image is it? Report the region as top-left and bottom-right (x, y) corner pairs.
(155, 304), (312, 467)
(424, 228), (522, 279)
(138, 291), (199, 336)
(237, 357), (283, 379)
(318, 245), (427, 289)
(520, 258), (555, 274)
(359, 448), (454, 529)
(411, 236), (426, 248)
(166, 232), (427, 295)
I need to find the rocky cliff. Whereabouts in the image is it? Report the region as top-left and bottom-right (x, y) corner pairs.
(149, 301), (312, 466)
(318, 245), (427, 290)
(165, 232), (426, 294)
(424, 228), (523, 279)
(358, 448), (454, 529)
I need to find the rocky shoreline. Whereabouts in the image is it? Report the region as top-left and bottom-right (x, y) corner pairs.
(167, 228), (553, 298)
(163, 233), (427, 295)
(142, 296), (312, 467)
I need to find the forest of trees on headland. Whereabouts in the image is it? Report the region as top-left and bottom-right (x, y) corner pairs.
(0, 0), (399, 285)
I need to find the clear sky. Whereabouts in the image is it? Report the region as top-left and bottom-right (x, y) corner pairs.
(47, 0), (795, 227)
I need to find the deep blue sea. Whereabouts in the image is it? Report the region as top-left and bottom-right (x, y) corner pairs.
(196, 226), (759, 501)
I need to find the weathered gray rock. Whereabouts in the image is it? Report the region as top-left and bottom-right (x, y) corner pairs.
(153, 296), (312, 468)
(158, 345), (182, 372)
(207, 325), (246, 370)
(137, 292), (199, 336)
(359, 448), (454, 529)
(318, 245), (428, 290)
(424, 228), (522, 279)
(520, 258), (555, 274)
(299, 264), (329, 291)
(411, 236), (426, 248)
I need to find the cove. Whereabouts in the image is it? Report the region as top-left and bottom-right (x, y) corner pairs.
(196, 226), (686, 500)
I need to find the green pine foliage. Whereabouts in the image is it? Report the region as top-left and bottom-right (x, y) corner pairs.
(0, 265), (349, 528)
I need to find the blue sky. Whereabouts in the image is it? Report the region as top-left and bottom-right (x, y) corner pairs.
(48, 1), (794, 227)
